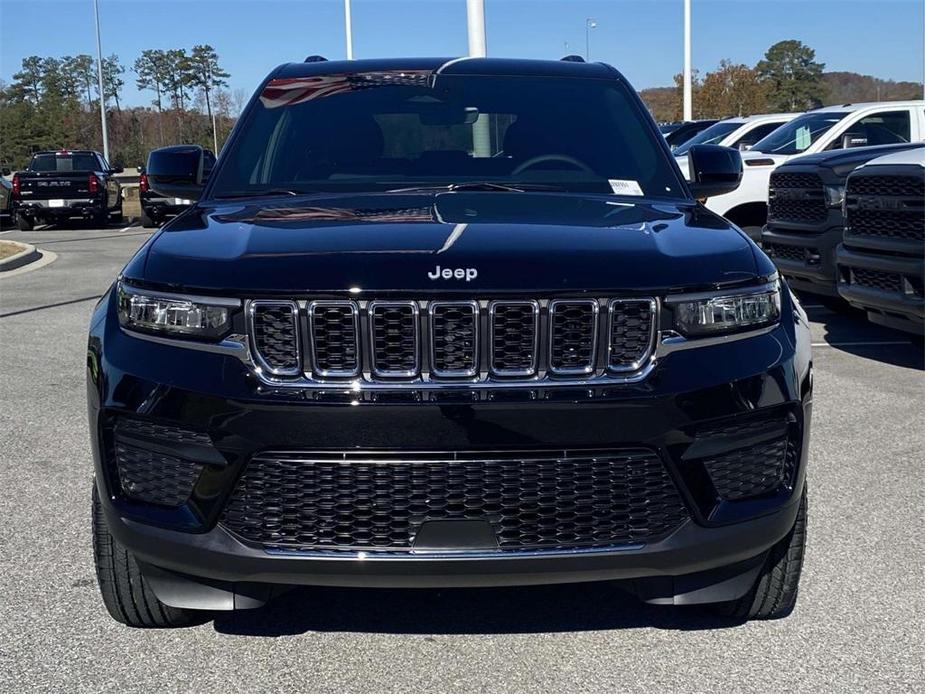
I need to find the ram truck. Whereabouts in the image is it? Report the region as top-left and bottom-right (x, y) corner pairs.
(836, 148), (925, 333)
(704, 101), (925, 240)
(761, 143), (924, 301)
(87, 57), (812, 628)
(12, 150), (123, 230)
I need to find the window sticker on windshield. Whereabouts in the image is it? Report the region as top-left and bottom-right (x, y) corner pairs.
(795, 126), (811, 150)
(608, 179), (644, 196)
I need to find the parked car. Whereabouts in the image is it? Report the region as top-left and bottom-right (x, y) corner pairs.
(0, 172), (12, 228)
(660, 119), (719, 150)
(139, 147), (216, 228)
(674, 113), (799, 178)
(836, 148), (924, 333)
(704, 101), (925, 240)
(761, 143), (924, 302)
(88, 56), (811, 628)
(11, 150), (123, 230)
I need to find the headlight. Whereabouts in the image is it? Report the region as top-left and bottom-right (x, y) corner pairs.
(823, 184), (845, 208)
(671, 283), (781, 336)
(117, 281), (235, 339)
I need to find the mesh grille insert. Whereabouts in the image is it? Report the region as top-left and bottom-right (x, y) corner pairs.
(370, 302), (419, 376)
(490, 301), (539, 375)
(549, 301), (598, 374)
(310, 302), (360, 376)
(701, 437), (792, 501)
(608, 300), (655, 371)
(114, 443), (203, 507)
(251, 302), (300, 375)
(768, 172), (826, 225)
(430, 302), (478, 376)
(220, 449), (690, 552)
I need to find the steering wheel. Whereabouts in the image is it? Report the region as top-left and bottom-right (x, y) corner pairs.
(511, 154), (595, 176)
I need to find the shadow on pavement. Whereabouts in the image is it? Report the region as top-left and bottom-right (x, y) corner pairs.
(803, 303), (923, 370)
(211, 582), (746, 636)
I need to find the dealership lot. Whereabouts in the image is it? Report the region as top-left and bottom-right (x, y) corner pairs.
(0, 227), (922, 693)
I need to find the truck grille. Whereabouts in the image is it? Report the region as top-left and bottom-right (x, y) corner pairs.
(220, 449), (690, 552)
(768, 172), (826, 225)
(845, 173), (925, 243)
(850, 267), (903, 294)
(248, 297), (657, 383)
(765, 243), (806, 263)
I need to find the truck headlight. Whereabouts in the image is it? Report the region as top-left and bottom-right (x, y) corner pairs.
(117, 281), (235, 339)
(671, 282), (781, 336)
(823, 184), (845, 208)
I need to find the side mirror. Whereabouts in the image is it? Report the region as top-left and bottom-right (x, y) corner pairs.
(109, 165), (124, 174)
(687, 144), (743, 199)
(841, 132), (868, 149)
(146, 145), (207, 200)
(737, 141), (753, 152)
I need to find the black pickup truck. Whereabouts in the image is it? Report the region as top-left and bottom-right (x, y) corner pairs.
(761, 142), (924, 304)
(87, 57), (811, 628)
(836, 148), (925, 333)
(11, 150), (123, 230)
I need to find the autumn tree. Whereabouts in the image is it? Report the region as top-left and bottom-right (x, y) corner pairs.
(699, 60), (770, 118)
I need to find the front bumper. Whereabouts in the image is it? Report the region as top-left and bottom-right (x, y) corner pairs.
(762, 224), (842, 297)
(88, 287), (812, 605)
(836, 244), (924, 333)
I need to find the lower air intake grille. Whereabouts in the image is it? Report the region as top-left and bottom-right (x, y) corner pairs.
(370, 302), (418, 376)
(766, 243), (806, 263)
(549, 300), (598, 374)
(114, 443), (203, 507)
(251, 301), (300, 375)
(851, 267), (903, 294)
(701, 436), (795, 501)
(220, 449), (690, 552)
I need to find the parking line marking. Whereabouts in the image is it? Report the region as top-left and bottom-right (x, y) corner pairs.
(811, 340), (912, 347)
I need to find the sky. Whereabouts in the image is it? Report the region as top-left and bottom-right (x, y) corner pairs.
(1, 0), (923, 109)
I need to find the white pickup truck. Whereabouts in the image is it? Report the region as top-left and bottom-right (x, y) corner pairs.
(702, 101), (925, 239)
(674, 112), (798, 176)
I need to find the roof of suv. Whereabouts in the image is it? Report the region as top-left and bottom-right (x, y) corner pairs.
(810, 100), (925, 113)
(272, 57), (620, 81)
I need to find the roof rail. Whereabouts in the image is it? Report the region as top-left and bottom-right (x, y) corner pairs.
(560, 55), (585, 63)
(304, 55), (328, 63)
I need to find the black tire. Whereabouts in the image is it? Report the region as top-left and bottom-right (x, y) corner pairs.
(140, 209), (157, 228)
(712, 488), (807, 620)
(92, 483), (203, 628)
(110, 201), (124, 224)
(16, 213), (33, 231)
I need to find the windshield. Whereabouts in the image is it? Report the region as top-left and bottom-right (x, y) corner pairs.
(210, 72), (684, 199)
(750, 112), (849, 155)
(672, 121), (742, 155)
(29, 153), (99, 172)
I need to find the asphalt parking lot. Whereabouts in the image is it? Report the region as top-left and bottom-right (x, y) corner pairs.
(1, 225), (922, 694)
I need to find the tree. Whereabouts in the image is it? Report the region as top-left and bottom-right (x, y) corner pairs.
(671, 69), (702, 120)
(134, 49), (169, 144)
(12, 56), (44, 103)
(757, 40), (826, 111)
(699, 60), (770, 118)
(101, 54), (125, 111)
(186, 45), (229, 153)
(66, 54), (96, 106)
(163, 49), (192, 138)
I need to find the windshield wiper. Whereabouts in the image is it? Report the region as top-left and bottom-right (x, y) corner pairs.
(387, 182), (564, 194)
(213, 188), (317, 199)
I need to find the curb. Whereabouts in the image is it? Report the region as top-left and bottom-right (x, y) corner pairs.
(0, 241), (41, 272)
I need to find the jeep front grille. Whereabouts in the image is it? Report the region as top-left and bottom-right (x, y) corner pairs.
(248, 297), (658, 384)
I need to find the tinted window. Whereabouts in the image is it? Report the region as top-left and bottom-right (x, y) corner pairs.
(29, 153), (100, 172)
(672, 120), (742, 155)
(212, 72), (684, 199)
(750, 113), (849, 155)
(825, 110), (911, 149)
(732, 121), (785, 149)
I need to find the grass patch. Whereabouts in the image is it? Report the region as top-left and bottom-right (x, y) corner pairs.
(0, 240), (26, 261)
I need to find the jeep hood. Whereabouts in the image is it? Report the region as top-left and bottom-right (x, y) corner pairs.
(134, 192), (759, 294)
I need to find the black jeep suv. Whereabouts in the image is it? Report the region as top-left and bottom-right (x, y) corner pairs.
(88, 58), (812, 628)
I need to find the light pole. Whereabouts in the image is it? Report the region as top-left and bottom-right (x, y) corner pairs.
(93, 0), (109, 162)
(344, 0), (354, 59)
(466, 0), (490, 157)
(585, 18), (597, 61)
(683, 0), (692, 121)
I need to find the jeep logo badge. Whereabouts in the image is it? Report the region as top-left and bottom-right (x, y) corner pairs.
(428, 265), (478, 282)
